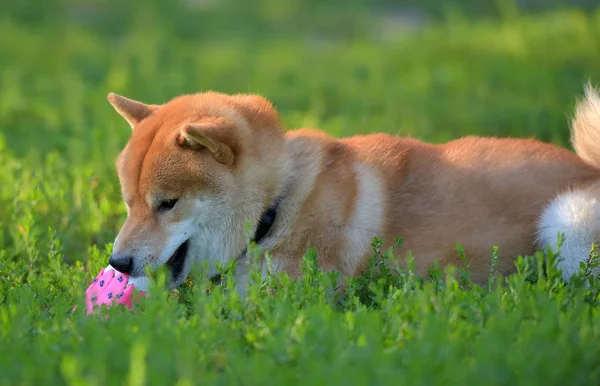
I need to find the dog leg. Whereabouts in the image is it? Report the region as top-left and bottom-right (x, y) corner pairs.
(537, 189), (600, 281)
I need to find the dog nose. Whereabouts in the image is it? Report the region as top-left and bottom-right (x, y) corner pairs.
(109, 254), (133, 274)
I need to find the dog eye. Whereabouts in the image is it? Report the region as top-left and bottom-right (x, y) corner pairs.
(158, 199), (178, 213)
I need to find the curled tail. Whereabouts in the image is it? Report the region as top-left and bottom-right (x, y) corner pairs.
(534, 83), (600, 282)
(571, 82), (600, 168)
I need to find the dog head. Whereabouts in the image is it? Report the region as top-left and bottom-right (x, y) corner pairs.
(106, 91), (287, 288)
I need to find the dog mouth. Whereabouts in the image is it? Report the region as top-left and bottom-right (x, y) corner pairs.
(166, 240), (189, 280)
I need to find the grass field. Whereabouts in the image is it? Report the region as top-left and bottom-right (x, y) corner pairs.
(3, 0), (600, 384)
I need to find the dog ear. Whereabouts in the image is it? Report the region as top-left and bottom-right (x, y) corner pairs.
(107, 93), (161, 129)
(178, 122), (236, 166)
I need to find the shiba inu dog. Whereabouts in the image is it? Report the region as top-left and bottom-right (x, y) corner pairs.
(105, 84), (600, 294)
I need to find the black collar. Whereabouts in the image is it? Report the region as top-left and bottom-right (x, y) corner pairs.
(210, 197), (281, 286)
(251, 197), (281, 244)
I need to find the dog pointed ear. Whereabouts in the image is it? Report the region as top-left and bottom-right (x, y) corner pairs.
(178, 122), (236, 166)
(107, 92), (160, 129)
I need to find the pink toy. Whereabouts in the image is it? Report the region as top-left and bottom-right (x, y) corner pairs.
(83, 267), (147, 315)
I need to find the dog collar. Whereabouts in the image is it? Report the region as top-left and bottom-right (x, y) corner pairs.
(209, 197), (281, 286)
(252, 197), (281, 244)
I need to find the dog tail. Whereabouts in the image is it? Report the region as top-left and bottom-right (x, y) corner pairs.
(571, 82), (600, 168)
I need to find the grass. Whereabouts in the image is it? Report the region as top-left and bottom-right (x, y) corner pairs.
(2, 0), (600, 384)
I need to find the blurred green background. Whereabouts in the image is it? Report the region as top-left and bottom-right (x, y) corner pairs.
(1, 0), (600, 272)
(3, 3), (600, 383)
